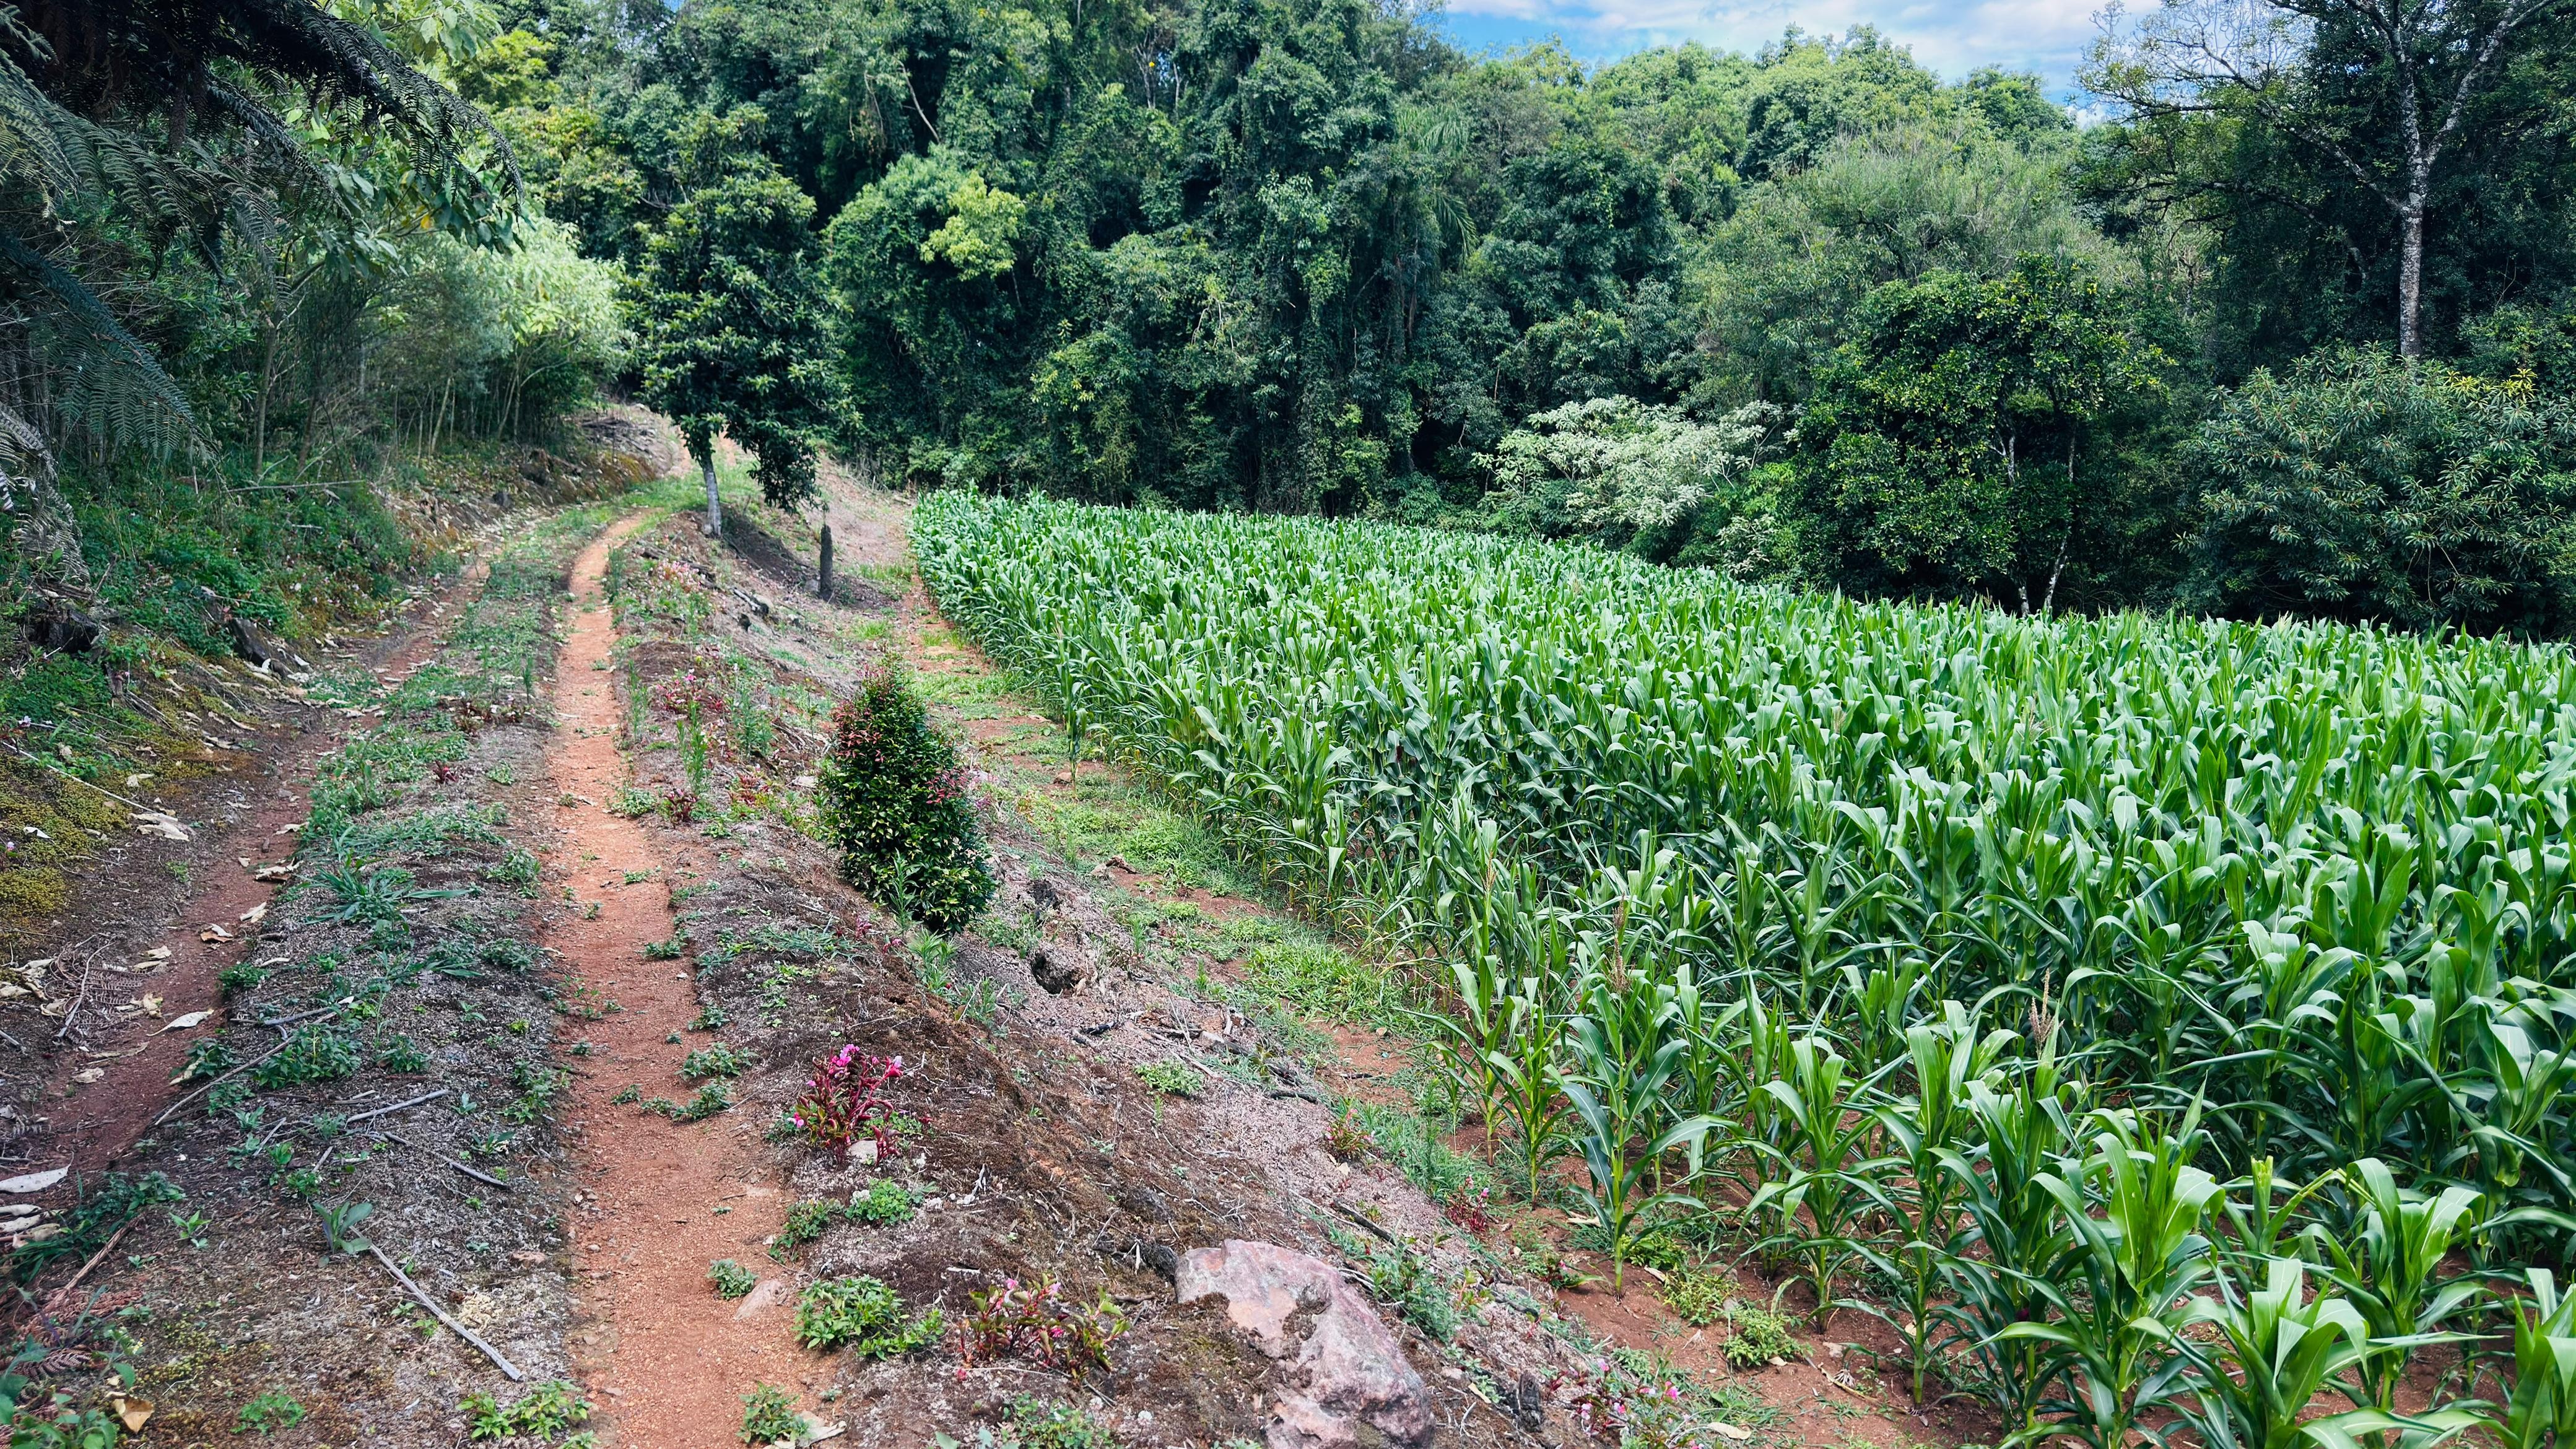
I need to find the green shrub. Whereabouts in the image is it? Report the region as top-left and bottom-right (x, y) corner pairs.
(816, 666), (995, 935)
(847, 1179), (920, 1227)
(251, 1026), (360, 1089)
(463, 1380), (593, 1442)
(2186, 344), (2576, 634)
(709, 1259), (758, 1299)
(739, 1384), (798, 1444)
(680, 1044), (751, 1081)
(1133, 1061), (1200, 1098)
(793, 1274), (942, 1355)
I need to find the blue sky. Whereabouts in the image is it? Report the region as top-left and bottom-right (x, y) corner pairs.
(1430, 0), (2102, 95)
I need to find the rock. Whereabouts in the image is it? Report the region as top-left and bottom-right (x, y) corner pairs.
(1175, 1240), (1434, 1449)
(227, 614), (284, 671)
(22, 600), (101, 654)
(1509, 1375), (1545, 1434)
(732, 1278), (790, 1321)
(1029, 943), (1084, 995)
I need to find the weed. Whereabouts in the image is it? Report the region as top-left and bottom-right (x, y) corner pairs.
(710, 1259), (759, 1299)
(609, 788), (658, 818)
(689, 1004), (729, 1031)
(251, 1025), (360, 1089)
(463, 1380), (593, 1442)
(681, 1043), (752, 1081)
(773, 1199), (840, 1260)
(610, 1084), (642, 1105)
(315, 1199), (375, 1255)
(848, 1179), (920, 1227)
(672, 1083), (733, 1121)
(643, 936), (687, 960)
(170, 1208), (211, 1248)
(481, 938), (537, 972)
(217, 960), (269, 994)
(955, 1275), (1128, 1372)
(237, 1390), (305, 1435)
(1328, 1224), (1461, 1341)
(1443, 1180), (1497, 1234)
(1323, 1106), (1371, 1163)
(1718, 1300), (1799, 1368)
(375, 1034), (430, 1073)
(794, 1275), (942, 1355)
(1133, 1061), (1201, 1098)
(740, 1383), (799, 1444)
(487, 847), (541, 890)
(175, 1037), (237, 1083)
(9, 1172), (184, 1282)
(1661, 1263), (1733, 1326)
(1002, 1397), (1124, 1449)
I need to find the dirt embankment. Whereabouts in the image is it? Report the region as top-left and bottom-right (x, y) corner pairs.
(0, 461), (1982, 1449)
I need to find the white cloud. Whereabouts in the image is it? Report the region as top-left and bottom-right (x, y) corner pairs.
(1438, 0), (2104, 89)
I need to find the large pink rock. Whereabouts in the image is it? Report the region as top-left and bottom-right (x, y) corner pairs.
(1175, 1240), (1435, 1449)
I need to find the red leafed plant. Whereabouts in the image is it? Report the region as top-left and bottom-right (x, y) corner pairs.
(1442, 1180), (1495, 1234)
(953, 1275), (1128, 1373)
(648, 669), (727, 717)
(792, 1046), (903, 1157)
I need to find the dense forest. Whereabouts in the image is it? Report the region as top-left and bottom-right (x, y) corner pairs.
(15, 0), (2576, 650)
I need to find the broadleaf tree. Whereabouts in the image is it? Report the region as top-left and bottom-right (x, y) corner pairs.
(629, 110), (842, 536)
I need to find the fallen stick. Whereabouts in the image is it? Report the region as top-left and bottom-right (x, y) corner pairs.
(1325, 1199), (1398, 1245)
(376, 1130), (510, 1189)
(149, 1001), (350, 1127)
(362, 1240), (523, 1382)
(37, 1216), (137, 1318)
(342, 1088), (450, 1125)
(259, 996), (356, 1032)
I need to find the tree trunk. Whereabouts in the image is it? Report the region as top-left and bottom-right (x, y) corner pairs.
(2398, 201), (2428, 358)
(817, 523), (834, 601)
(702, 451), (723, 539)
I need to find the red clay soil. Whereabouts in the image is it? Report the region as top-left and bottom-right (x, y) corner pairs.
(552, 517), (815, 1448)
(37, 561), (485, 1178)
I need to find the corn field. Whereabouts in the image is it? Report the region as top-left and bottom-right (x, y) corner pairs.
(915, 492), (2576, 1442)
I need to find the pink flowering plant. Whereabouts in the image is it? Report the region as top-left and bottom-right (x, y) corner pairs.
(793, 1046), (905, 1157)
(953, 1274), (1128, 1374)
(1546, 1351), (1734, 1449)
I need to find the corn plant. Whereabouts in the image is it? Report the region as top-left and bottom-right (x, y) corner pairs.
(1936, 1047), (2085, 1431)
(912, 485), (2576, 1433)
(1484, 975), (1569, 1202)
(1747, 1036), (1894, 1329)
(1861, 1003), (2015, 1401)
(1556, 965), (1713, 1288)
(2307, 1159), (2491, 1417)
(2172, 1257), (2381, 1449)
(1998, 1105), (2222, 1449)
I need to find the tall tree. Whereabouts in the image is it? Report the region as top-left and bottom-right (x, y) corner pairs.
(1785, 255), (2168, 608)
(2092, 0), (2576, 357)
(628, 112), (839, 535)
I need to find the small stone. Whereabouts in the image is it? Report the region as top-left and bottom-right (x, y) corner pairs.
(1029, 944), (1084, 995)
